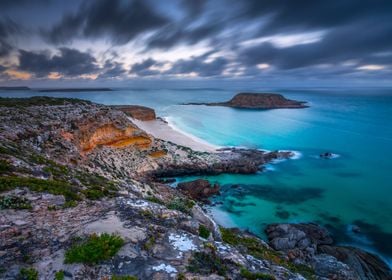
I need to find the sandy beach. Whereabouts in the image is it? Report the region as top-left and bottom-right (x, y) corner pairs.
(131, 117), (219, 152)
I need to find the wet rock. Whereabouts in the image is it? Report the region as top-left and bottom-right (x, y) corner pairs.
(319, 245), (392, 280)
(177, 179), (220, 202)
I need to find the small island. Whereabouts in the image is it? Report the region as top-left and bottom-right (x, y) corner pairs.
(38, 88), (112, 92)
(185, 92), (308, 109)
(0, 86), (31, 91)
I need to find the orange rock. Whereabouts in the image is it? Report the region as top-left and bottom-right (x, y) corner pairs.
(76, 123), (152, 153)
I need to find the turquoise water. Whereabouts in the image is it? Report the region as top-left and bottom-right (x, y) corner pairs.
(2, 87), (392, 264)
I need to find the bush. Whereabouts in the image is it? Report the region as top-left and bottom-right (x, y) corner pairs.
(111, 276), (138, 280)
(167, 197), (195, 214)
(198, 224), (210, 239)
(65, 233), (124, 264)
(55, 270), (65, 280)
(240, 268), (275, 280)
(187, 251), (227, 276)
(17, 268), (38, 280)
(0, 159), (11, 174)
(146, 196), (164, 205)
(0, 176), (80, 201)
(0, 196), (32, 210)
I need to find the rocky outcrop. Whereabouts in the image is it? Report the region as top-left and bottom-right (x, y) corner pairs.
(266, 223), (392, 280)
(113, 105), (156, 121)
(177, 179), (220, 202)
(185, 93), (308, 109)
(76, 123), (152, 152)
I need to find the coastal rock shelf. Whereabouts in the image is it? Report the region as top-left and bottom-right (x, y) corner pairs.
(185, 92), (308, 109)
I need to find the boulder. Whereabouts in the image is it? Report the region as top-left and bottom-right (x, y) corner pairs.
(177, 179), (220, 202)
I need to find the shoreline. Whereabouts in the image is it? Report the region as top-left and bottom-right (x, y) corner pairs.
(131, 116), (220, 153)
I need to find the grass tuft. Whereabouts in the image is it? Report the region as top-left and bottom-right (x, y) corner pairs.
(17, 268), (38, 280)
(198, 224), (210, 239)
(65, 233), (124, 264)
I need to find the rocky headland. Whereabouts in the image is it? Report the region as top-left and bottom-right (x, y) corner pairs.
(112, 105), (156, 121)
(185, 93), (308, 109)
(0, 96), (390, 280)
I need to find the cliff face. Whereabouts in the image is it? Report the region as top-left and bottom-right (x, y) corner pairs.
(112, 105), (156, 121)
(226, 93), (308, 109)
(77, 123), (152, 152)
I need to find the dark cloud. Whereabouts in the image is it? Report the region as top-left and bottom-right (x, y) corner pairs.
(0, 19), (19, 57)
(99, 60), (127, 79)
(130, 58), (160, 77)
(240, 17), (392, 70)
(243, 0), (392, 34)
(167, 55), (228, 77)
(1, 0), (392, 82)
(18, 48), (99, 77)
(181, 0), (208, 18)
(147, 24), (221, 49)
(46, 0), (168, 45)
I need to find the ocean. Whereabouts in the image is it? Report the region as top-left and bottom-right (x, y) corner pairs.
(2, 86), (392, 265)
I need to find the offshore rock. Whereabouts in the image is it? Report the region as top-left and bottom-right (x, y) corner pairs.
(177, 179), (220, 202)
(185, 93), (308, 109)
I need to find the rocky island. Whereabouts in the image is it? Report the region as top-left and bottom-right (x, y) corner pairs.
(0, 97), (389, 280)
(185, 92), (308, 109)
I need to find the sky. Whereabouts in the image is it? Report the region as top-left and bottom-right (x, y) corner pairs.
(0, 0), (391, 87)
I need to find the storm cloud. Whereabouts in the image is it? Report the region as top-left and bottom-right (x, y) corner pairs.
(18, 48), (100, 77)
(0, 0), (391, 82)
(45, 0), (168, 45)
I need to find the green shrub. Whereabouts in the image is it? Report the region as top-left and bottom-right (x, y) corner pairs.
(17, 268), (38, 280)
(146, 196), (164, 205)
(65, 233), (124, 264)
(0, 196), (32, 210)
(54, 270), (65, 280)
(240, 268), (275, 280)
(167, 197), (195, 214)
(63, 200), (78, 208)
(187, 251), (227, 276)
(0, 176), (80, 201)
(0, 96), (90, 107)
(198, 224), (210, 239)
(143, 236), (156, 251)
(111, 275), (138, 280)
(0, 159), (11, 173)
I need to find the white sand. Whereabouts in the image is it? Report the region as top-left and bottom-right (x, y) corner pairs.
(131, 117), (219, 152)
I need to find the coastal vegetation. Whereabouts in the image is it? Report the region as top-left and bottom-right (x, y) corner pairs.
(17, 267), (38, 280)
(0, 96), (90, 107)
(64, 233), (124, 264)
